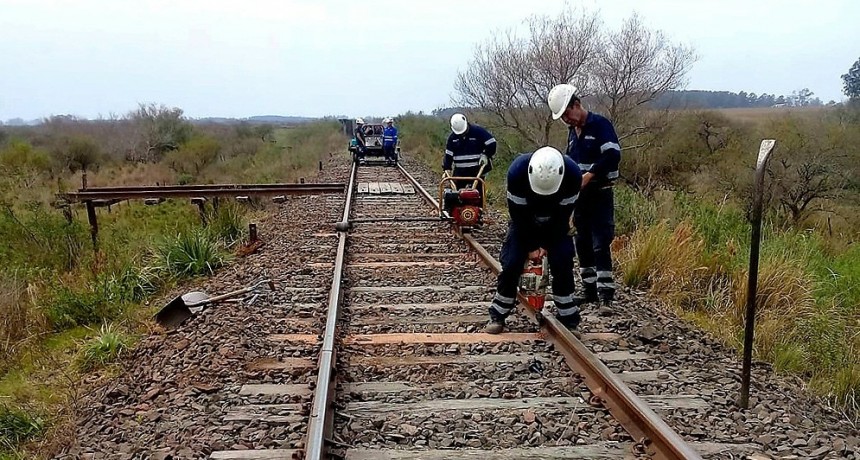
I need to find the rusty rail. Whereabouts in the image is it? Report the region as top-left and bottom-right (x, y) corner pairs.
(57, 183), (345, 203)
(304, 163), (357, 460)
(398, 165), (703, 460)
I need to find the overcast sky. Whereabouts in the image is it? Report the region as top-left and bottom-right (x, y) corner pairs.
(1, 0), (857, 120)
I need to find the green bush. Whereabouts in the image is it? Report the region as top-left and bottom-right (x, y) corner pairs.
(153, 230), (228, 278)
(45, 284), (120, 331)
(0, 205), (88, 272)
(76, 323), (130, 371)
(43, 265), (156, 331)
(615, 186), (658, 236)
(0, 404), (43, 451)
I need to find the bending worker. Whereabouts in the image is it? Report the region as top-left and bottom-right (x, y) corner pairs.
(382, 117), (398, 164)
(548, 83), (621, 308)
(443, 113), (496, 193)
(485, 147), (583, 334)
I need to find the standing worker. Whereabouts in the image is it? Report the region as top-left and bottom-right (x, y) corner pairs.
(548, 83), (621, 308)
(382, 117), (399, 165)
(354, 117), (367, 163)
(485, 147), (583, 334)
(443, 114), (496, 194)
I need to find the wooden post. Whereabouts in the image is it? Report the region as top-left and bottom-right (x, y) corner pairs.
(81, 171), (88, 190)
(249, 223), (258, 243)
(319, 161), (323, 171)
(85, 200), (98, 252)
(191, 197), (207, 225)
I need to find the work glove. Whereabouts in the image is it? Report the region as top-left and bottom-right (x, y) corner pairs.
(479, 154), (490, 167)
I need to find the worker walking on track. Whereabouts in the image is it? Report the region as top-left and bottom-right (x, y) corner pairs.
(382, 117), (398, 165)
(354, 117), (367, 162)
(443, 113), (496, 194)
(485, 147), (583, 334)
(548, 83), (621, 308)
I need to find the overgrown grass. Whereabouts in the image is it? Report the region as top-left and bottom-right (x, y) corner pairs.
(0, 121), (341, 455)
(76, 323), (130, 372)
(0, 405), (44, 453)
(615, 189), (860, 414)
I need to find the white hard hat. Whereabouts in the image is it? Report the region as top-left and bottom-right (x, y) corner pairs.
(548, 84), (578, 120)
(528, 147), (565, 196)
(450, 113), (468, 135)
(385, 117), (393, 123)
(355, 117), (365, 124)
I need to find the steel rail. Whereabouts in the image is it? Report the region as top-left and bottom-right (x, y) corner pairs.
(304, 163), (357, 460)
(57, 183), (345, 203)
(65, 182), (345, 192)
(397, 165), (703, 460)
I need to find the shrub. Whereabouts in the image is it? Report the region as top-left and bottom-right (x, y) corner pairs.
(43, 266), (156, 331)
(44, 283), (121, 331)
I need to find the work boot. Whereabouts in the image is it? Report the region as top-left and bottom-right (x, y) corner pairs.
(598, 289), (615, 309)
(484, 318), (505, 334)
(576, 285), (598, 304)
(556, 309), (582, 331)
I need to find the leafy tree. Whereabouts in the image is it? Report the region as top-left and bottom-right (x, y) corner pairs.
(129, 103), (193, 162)
(0, 140), (52, 187)
(843, 56), (860, 100)
(64, 136), (104, 173)
(164, 135), (221, 176)
(253, 124), (275, 143)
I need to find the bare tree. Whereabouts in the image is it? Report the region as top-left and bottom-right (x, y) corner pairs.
(455, 9), (694, 152)
(454, 9), (601, 147)
(592, 13), (696, 139)
(765, 117), (850, 224)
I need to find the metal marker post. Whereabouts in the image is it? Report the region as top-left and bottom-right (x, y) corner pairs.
(740, 139), (776, 409)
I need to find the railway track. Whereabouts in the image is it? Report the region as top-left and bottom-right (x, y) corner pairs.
(210, 161), (753, 460)
(62, 155), (857, 460)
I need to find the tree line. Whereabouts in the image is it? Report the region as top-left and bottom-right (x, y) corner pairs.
(651, 89), (832, 109)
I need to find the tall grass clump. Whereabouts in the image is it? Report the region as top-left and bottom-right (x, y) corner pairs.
(76, 323), (130, 371)
(0, 404), (44, 452)
(0, 274), (43, 373)
(206, 202), (246, 247)
(153, 230), (228, 278)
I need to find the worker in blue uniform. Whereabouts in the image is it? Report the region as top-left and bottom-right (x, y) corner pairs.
(382, 118), (398, 165)
(485, 147), (583, 334)
(443, 113), (496, 194)
(548, 83), (621, 307)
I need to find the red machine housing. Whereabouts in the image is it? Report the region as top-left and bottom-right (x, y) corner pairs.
(520, 257), (548, 310)
(452, 189), (482, 227)
(442, 187), (483, 228)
